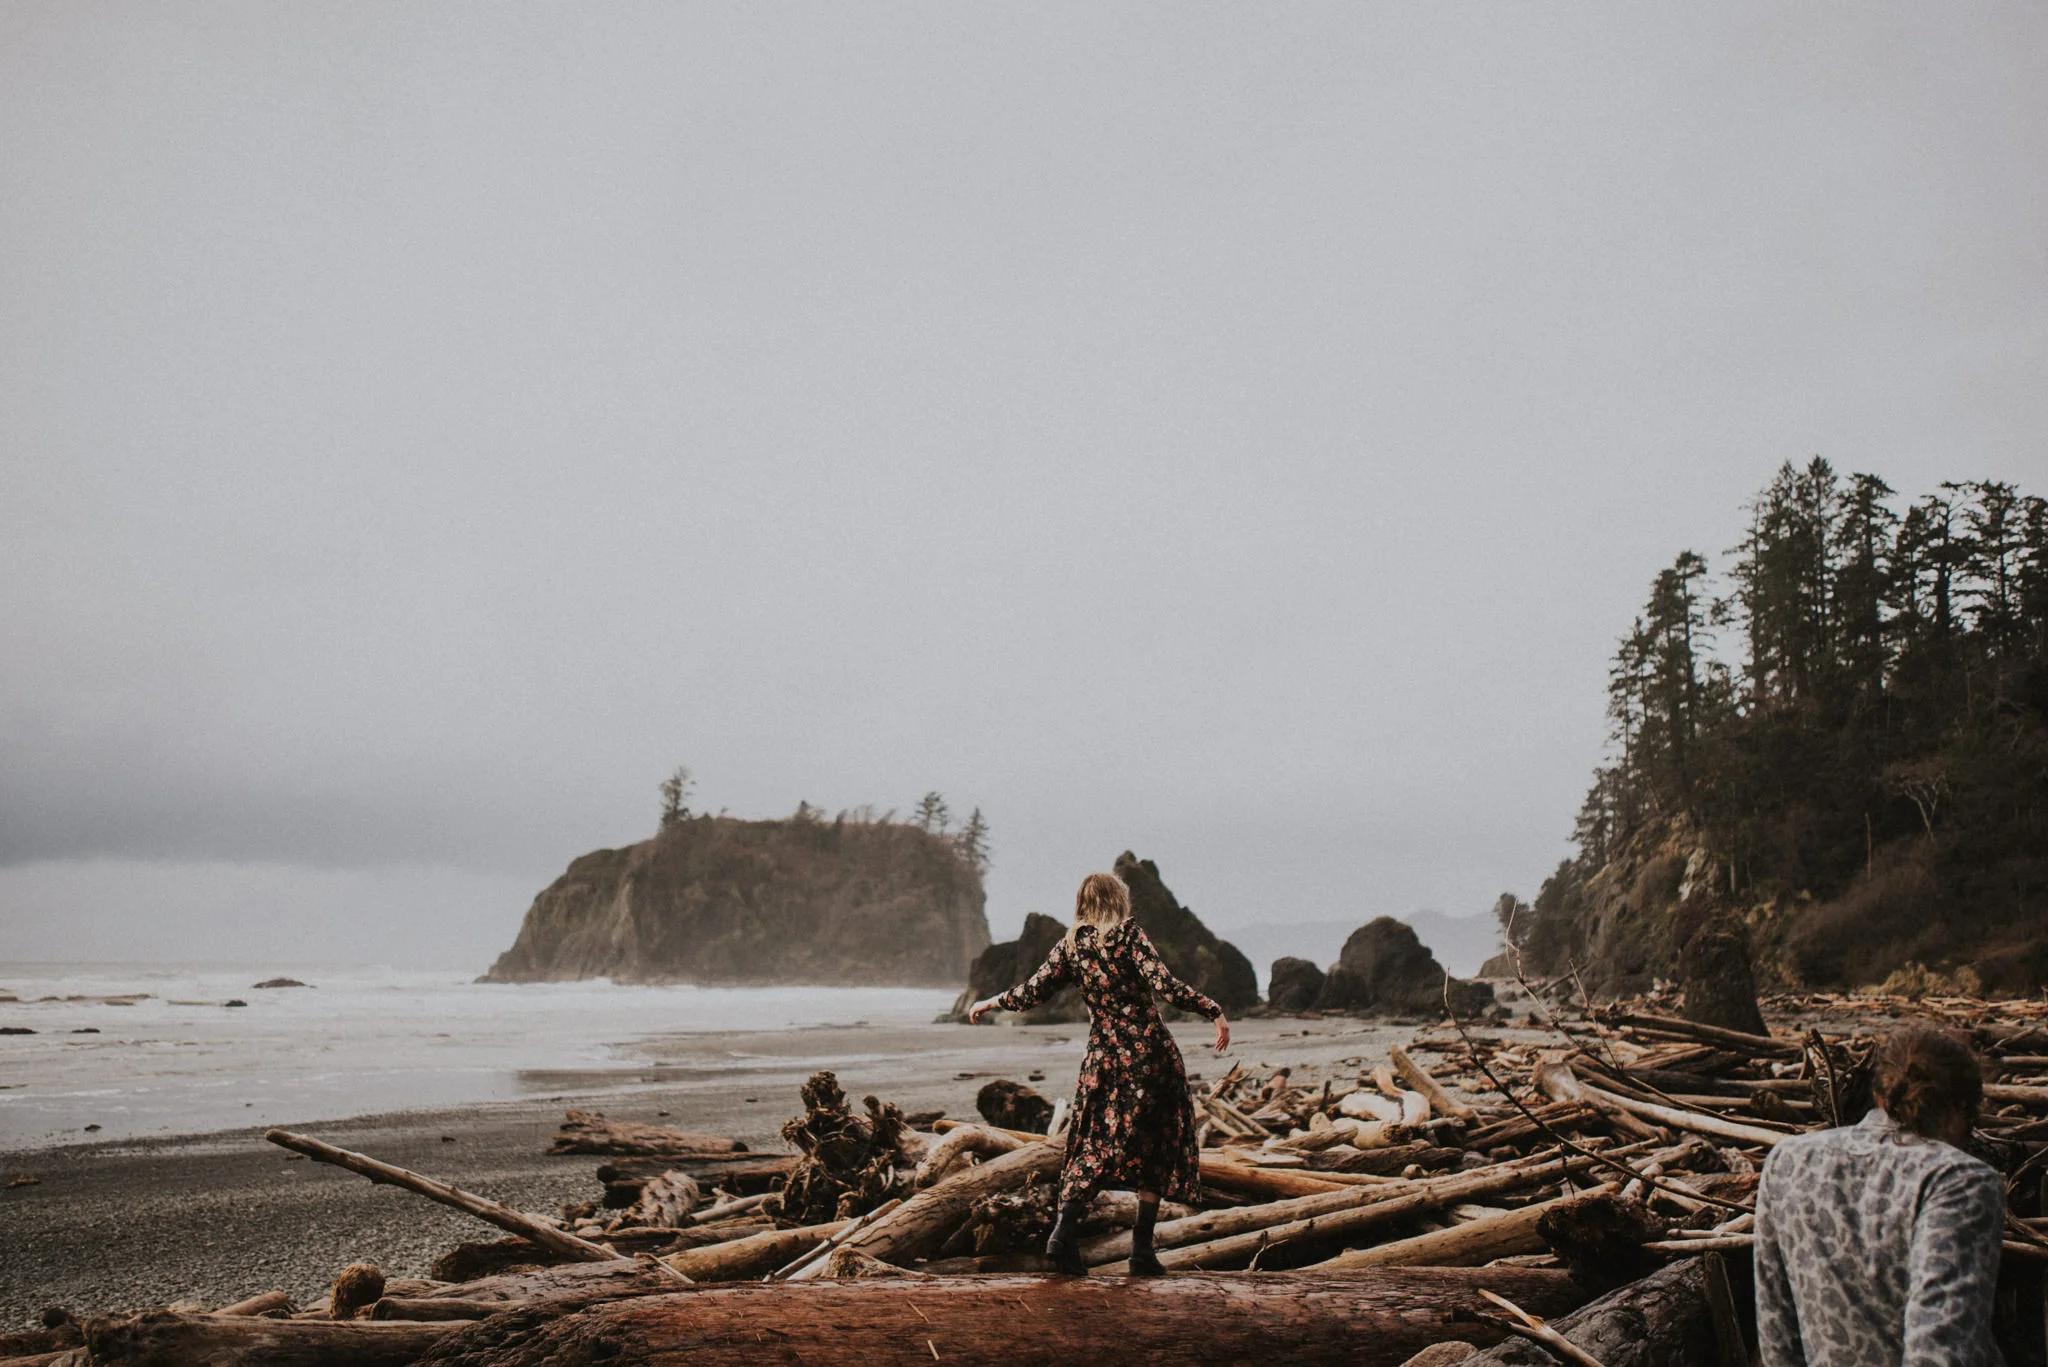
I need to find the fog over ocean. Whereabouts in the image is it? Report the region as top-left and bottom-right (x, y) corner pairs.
(0, 965), (955, 1151)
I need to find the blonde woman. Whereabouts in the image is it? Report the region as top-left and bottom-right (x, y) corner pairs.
(968, 872), (1230, 1276)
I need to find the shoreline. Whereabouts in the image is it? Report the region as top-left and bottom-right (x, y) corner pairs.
(0, 1014), (1415, 1326)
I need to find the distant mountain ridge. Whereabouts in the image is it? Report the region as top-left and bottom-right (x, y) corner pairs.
(484, 814), (990, 986)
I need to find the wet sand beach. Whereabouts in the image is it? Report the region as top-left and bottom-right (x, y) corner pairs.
(0, 1015), (1415, 1326)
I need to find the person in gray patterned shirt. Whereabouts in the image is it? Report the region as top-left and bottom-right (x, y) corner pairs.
(1755, 1026), (2005, 1366)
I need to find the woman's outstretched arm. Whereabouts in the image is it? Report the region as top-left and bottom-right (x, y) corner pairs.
(1129, 927), (1230, 1050)
(968, 939), (1074, 1021)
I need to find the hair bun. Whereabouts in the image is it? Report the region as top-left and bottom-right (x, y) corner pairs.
(1873, 1026), (1982, 1139)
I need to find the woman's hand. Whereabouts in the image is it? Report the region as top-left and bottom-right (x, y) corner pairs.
(967, 998), (995, 1024)
(1213, 1015), (1231, 1053)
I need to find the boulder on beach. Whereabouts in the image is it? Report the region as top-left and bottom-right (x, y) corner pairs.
(1266, 957), (1326, 1012)
(252, 978), (308, 989)
(1313, 917), (1495, 1018)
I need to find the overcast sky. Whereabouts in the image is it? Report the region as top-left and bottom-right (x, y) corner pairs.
(4, 4), (2044, 968)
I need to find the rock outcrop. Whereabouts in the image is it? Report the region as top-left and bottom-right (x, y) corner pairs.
(1266, 957), (1326, 1012)
(484, 815), (990, 986)
(951, 853), (1261, 1021)
(1677, 914), (1768, 1035)
(1114, 852), (1261, 1013)
(1313, 917), (1495, 1017)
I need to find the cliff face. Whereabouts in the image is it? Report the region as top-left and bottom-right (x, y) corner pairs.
(484, 815), (991, 986)
(951, 852), (1261, 1021)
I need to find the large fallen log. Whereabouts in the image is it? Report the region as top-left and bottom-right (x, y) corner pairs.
(264, 1130), (623, 1265)
(411, 1270), (1591, 1367)
(1313, 1185), (1620, 1271)
(548, 1110), (745, 1157)
(660, 1219), (852, 1281)
(1459, 1257), (1718, 1367)
(837, 1139), (1064, 1266)
(85, 1312), (471, 1367)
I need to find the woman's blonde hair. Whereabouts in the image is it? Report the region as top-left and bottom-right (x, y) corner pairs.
(1068, 872), (1132, 941)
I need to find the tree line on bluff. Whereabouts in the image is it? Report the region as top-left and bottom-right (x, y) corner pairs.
(1504, 461), (2048, 995)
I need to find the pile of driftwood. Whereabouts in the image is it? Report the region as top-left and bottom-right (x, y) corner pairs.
(17, 997), (2048, 1367)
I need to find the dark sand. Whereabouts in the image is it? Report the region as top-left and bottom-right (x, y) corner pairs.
(0, 1015), (1414, 1326)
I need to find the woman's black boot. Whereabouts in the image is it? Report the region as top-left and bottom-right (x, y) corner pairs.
(1044, 1200), (1089, 1275)
(1127, 1198), (1165, 1277)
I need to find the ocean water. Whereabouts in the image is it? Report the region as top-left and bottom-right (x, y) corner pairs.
(0, 964), (957, 1151)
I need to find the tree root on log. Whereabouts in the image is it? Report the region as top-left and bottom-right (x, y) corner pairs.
(768, 1071), (914, 1225)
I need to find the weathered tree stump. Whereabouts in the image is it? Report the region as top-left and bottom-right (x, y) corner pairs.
(976, 1078), (1055, 1133)
(1677, 917), (1768, 1037)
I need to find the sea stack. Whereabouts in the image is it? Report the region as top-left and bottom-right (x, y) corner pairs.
(484, 813), (990, 986)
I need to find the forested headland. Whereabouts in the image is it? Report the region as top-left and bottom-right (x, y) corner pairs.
(1509, 461), (2048, 995)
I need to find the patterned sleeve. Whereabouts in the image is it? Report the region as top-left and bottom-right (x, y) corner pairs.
(990, 937), (1074, 1014)
(1753, 1149), (1809, 1367)
(1129, 927), (1223, 1020)
(1902, 1162), (2005, 1367)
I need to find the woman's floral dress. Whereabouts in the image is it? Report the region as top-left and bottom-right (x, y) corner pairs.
(990, 920), (1221, 1205)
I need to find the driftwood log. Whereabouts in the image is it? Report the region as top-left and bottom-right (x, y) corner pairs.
(265, 1130), (619, 1264)
(1460, 1258), (1719, 1367)
(660, 1219), (851, 1281)
(84, 1312), (473, 1367)
(1392, 1044), (1478, 1122)
(411, 1270), (1591, 1367)
(412, 1260), (685, 1305)
(837, 1139), (1064, 1266)
(1315, 1185), (1619, 1271)
(548, 1111), (745, 1157)
(1094, 1149), (1609, 1271)
(599, 1154), (796, 1202)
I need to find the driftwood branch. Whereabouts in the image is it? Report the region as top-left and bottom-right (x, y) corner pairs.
(264, 1129), (624, 1265)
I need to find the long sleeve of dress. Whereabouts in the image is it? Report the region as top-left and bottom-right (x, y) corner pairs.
(990, 938), (1074, 1014)
(1902, 1164), (2006, 1367)
(1754, 1152), (1810, 1367)
(1129, 927), (1223, 1020)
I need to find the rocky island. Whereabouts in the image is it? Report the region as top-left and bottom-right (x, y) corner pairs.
(484, 812), (990, 986)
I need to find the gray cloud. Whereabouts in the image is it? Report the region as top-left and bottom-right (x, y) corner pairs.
(3, 4), (2045, 959)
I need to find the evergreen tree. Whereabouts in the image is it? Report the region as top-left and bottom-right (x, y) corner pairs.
(658, 766), (694, 829)
(912, 791), (951, 833)
(1830, 472), (1898, 704)
(954, 808), (991, 875)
